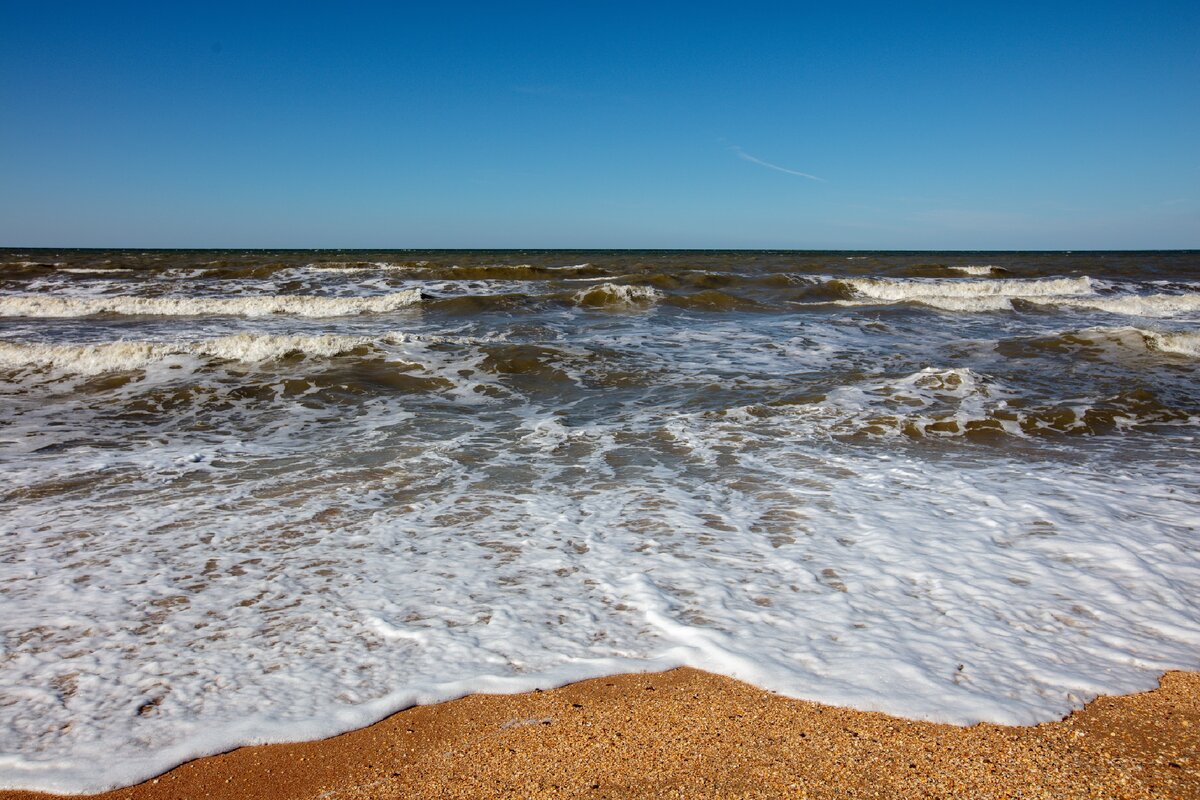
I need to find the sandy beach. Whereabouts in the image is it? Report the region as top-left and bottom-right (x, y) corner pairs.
(2, 667), (1196, 800)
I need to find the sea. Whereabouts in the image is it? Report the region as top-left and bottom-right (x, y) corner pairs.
(1, 249), (1198, 792)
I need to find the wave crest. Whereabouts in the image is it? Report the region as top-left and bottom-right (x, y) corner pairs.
(572, 283), (662, 308)
(0, 333), (386, 375)
(844, 276), (1094, 308)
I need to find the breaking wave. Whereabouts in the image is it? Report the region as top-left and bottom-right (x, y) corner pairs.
(0, 333), (390, 376)
(843, 276), (1094, 307)
(0, 290), (424, 318)
(807, 275), (1200, 317)
(572, 283), (663, 308)
(1051, 294), (1200, 318)
(1140, 328), (1200, 356)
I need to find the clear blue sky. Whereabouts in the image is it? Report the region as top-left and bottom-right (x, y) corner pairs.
(2, 1), (1197, 249)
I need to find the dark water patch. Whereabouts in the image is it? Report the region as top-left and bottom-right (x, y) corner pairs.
(664, 290), (765, 312)
(424, 292), (545, 315)
(478, 344), (574, 385)
(193, 262), (297, 280)
(996, 332), (1112, 360)
(841, 391), (1193, 441)
(102, 364), (454, 423)
(408, 263), (611, 282)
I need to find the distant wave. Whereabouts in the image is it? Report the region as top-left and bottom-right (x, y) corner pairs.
(306, 261), (413, 272)
(0, 290), (423, 318)
(949, 265), (1002, 276)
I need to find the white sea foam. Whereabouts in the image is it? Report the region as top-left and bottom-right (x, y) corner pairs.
(0, 290), (423, 318)
(2, 390), (1197, 792)
(950, 265), (1000, 276)
(56, 268), (133, 274)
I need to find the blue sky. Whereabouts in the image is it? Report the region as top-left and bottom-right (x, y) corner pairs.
(1, 1), (1197, 249)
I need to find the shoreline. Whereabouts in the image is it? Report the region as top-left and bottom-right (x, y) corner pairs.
(1, 668), (1196, 799)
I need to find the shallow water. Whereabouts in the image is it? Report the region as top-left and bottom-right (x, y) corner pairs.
(1, 249), (1198, 792)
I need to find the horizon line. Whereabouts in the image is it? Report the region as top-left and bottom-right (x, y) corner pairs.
(3, 245), (1198, 253)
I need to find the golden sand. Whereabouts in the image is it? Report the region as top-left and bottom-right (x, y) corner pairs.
(2, 668), (1197, 799)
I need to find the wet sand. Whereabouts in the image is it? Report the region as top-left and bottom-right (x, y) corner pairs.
(2, 668), (1197, 799)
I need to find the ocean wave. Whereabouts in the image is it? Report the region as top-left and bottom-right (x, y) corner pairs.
(0, 290), (423, 318)
(1140, 328), (1200, 356)
(0, 331), (509, 378)
(845, 275), (1095, 302)
(1039, 327), (1199, 358)
(996, 326), (1200, 360)
(0, 333), (389, 376)
(307, 262), (611, 282)
(1051, 294), (1200, 318)
(572, 283), (663, 308)
(811, 275), (1200, 317)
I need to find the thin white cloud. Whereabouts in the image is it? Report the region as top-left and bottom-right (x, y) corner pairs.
(732, 146), (826, 182)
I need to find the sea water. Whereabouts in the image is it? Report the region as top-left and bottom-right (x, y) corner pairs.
(1, 250), (1197, 792)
